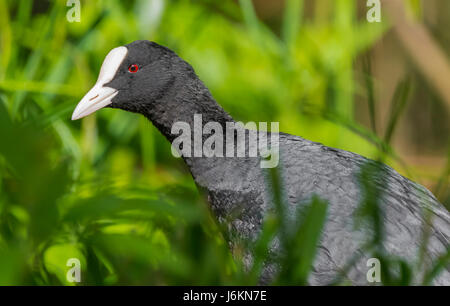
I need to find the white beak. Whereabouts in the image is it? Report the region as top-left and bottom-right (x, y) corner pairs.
(72, 46), (128, 120)
(71, 85), (118, 120)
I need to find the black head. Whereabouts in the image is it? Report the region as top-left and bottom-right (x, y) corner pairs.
(72, 40), (232, 140)
(108, 41), (184, 114)
(72, 40), (195, 119)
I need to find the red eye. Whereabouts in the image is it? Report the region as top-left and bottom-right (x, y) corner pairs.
(128, 64), (139, 73)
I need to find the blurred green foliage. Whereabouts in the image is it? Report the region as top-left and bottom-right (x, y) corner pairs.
(0, 0), (448, 285)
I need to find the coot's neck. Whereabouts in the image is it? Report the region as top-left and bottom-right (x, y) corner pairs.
(142, 74), (245, 191)
(141, 74), (266, 220)
(143, 76), (234, 144)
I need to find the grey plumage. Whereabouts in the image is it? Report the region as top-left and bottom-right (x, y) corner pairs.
(188, 133), (450, 285)
(75, 40), (450, 285)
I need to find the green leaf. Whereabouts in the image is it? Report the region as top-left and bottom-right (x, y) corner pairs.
(278, 196), (328, 285)
(282, 0), (303, 46)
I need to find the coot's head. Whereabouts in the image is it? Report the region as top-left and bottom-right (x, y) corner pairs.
(72, 40), (190, 120)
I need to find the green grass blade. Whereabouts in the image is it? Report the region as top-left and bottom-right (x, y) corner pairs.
(278, 196), (328, 285)
(384, 78), (412, 145)
(363, 54), (377, 134)
(422, 247), (450, 285)
(282, 0), (303, 47)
